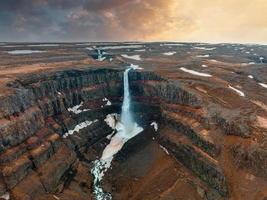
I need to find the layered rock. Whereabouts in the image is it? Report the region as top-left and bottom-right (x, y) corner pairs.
(0, 67), (266, 200)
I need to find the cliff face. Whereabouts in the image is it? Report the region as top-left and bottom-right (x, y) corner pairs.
(0, 67), (265, 200)
(0, 41), (266, 200)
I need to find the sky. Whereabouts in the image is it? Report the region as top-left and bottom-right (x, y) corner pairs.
(0, 0), (266, 43)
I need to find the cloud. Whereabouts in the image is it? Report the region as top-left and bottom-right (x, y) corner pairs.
(0, 0), (266, 43)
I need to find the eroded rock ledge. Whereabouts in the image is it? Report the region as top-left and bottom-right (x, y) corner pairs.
(0, 68), (266, 200)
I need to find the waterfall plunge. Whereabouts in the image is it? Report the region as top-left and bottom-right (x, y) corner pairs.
(121, 68), (133, 129)
(91, 67), (143, 200)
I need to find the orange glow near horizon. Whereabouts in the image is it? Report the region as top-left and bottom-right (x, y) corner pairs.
(129, 0), (267, 44)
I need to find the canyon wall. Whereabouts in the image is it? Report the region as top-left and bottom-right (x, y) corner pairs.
(0, 68), (265, 200)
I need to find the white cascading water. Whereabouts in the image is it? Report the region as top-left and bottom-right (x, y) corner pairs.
(121, 68), (134, 131)
(91, 67), (143, 200)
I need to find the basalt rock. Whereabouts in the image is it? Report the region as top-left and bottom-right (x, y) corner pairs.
(0, 42), (266, 200)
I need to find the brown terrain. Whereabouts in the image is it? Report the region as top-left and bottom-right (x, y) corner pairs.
(0, 42), (266, 200)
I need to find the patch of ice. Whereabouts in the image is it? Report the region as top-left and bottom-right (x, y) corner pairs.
(150, 121), (158, 131)
(63, 120), (98, 138)
(248, 75), (254, 79)
(228, 85), (245, 97)
(193, 47), (216, 51)
(121, 54), (141, 61)
(196, 54), (210, 58)
(163, 51), (176, 56)
(259, 83), (267, 89)
(159, 145), (169, 155)
(7, 50), (46, 55)
(180, 67), (212, 77)
(67, 102), (90, 114)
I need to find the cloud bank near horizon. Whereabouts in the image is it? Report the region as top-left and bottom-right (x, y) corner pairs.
(0, 0), (266, 43)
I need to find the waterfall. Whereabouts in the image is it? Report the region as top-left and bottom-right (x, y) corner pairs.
(91, 67), (143, 200)
(121, 68), (134, 132)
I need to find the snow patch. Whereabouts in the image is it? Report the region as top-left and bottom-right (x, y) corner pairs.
(228, 85), (245, 97)
(129, 63), (143, 70)
(248, 75), (254, 79)
(180, 67), (212, 77)
(201, 64), (208, 68)
(161, 43), (184, 46)
(67, 102), (90, 114)
(104, 113), (118, 130)
(121, 54), (141, 61)
(7, 50), (46, 55)
(163, 51), (176, 56)
(193, 47), (216, 51)
(259, 83), (267, 89)
(159, 145), (169, 155)
(150, 121), (158, 131)
(63, 120), (98, 138)
(196, 54), (210, 58)
(102, 97), (112, 107)
(210, 59), (219, 63)
(0, 193), (10, 200)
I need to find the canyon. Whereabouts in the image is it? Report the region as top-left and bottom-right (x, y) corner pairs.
(0, 42), (266, 200)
